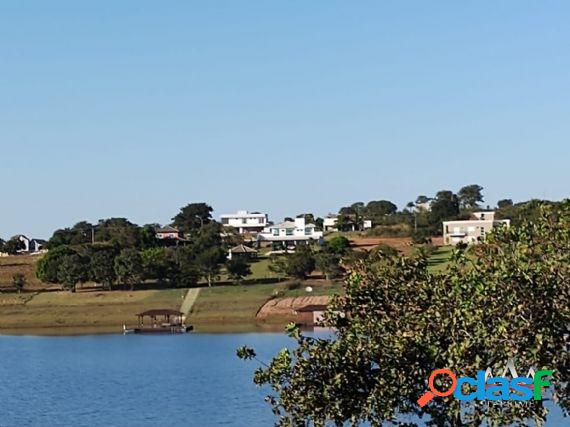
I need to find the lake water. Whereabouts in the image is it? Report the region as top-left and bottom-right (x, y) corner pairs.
(0, 334), (566, 426)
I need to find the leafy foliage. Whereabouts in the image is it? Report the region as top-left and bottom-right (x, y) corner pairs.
(226, 257), (252, 283)
(269, 246), (316, 280)
(172, 202), (213, 234)
(325, 236), (351, 254)
(57, 254), (89, 292)
(114, 248), (143, 291)
(36, 246), (77, 283)
(239, 201), (569, 426)
(12, 273), (26, 293)
(458, 184), (484, 209)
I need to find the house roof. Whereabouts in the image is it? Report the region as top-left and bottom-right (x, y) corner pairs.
(155, 225), (179, 233)
(270, 221), (316, 229)
(271, 221), (296, 229)
(229, 244), (258, 254)
(297, 304), (328, 312)
(137, 309), (183, 317)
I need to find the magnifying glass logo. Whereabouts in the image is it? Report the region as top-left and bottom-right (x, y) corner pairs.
(417, 369), (457, 407)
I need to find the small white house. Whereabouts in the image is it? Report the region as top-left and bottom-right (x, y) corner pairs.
(258, 217), (323, 245)
(220, 210), (269, 234)
(12, 235), (47, 253)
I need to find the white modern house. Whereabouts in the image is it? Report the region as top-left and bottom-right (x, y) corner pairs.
(219, 210), (269, 234)
(12, 235), (47, 253)
(257, 217), (323, 246)
(323, 214), (341, 232)
(443, 212), (510, 245)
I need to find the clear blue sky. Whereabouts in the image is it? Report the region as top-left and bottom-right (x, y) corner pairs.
(1, 1), (569, 238)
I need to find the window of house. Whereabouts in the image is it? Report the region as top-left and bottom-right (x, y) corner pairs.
(258, 218), (264, 224)
(445, 225), (449, 233)
(304, 228), (311, 235)
(480, 227), (485, 239)
(272, 228), (279, 236)
(286, 229), (294, 236)
(221, 218), (229, 225)
(242, 218), (247, 224)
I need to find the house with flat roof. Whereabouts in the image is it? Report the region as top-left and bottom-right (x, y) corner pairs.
(443, 211), (510, 245)
(220, 210), (269, 234)
(257, 216), (323, 246)
(323, 214), (372, 232)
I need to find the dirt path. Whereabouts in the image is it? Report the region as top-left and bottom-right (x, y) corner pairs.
(180, 288), (201, 319)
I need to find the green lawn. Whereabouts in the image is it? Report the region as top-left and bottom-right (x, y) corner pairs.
(0, 288), (187, 334)
(427, 246), (454, 273)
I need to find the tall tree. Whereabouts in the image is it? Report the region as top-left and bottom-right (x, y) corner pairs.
(95, 218), (141, 248)
(175, 246), (201, 288)
(57, 254), (89, 292)
(497, 199), (514, 209)
(140, 224), (159, 249)
(226, 257), (252, 284)
(195, 246), (225, 287)
(141, 247), (176, 285)
(458, 184), (484, 209)
(429, 190), (460, 229)
(89, 248), (117, 290)
(36, 246), (77, 283)
(366, 200), (398, 216)
(114, 249), (143, 291)
(172, 203), (213, 234)
(315, 252), (343, 281)
(47, 221), (93, 248)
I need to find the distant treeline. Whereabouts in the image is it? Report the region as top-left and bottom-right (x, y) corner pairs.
(32, 203), (249, 292)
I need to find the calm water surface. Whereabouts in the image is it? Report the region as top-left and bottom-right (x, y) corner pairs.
(0, 334), (566, 426)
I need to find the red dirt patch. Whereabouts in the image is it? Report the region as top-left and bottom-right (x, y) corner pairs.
(257, 296), (331, 320)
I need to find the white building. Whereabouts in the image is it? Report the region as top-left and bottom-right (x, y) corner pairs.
(323, 214), (372, 232)
(258, 217), (323, 246)
(220, 210), (269, 234)
(443, 212), (510, 245)
(11, 235), (47, 253)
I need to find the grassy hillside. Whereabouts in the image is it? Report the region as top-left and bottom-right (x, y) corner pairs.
(0, 242), (454, 334)
(0, 288), (186, 334)
(0, 254), (46, 290)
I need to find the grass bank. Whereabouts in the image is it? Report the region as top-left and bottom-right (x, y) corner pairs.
(0, 288), (186, 334)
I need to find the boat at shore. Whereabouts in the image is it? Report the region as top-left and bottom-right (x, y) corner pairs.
(123, 309), (193, 334)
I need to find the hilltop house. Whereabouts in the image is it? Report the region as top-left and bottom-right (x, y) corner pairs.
(443, 211), (510, 245)
(12, 235), (47, 253)
(220, 210), (269, 234)
(257, 216), (323, 246)
(155, 225), (181, 240)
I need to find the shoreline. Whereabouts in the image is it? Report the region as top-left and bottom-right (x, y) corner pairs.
(0, 322), (289, 337)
